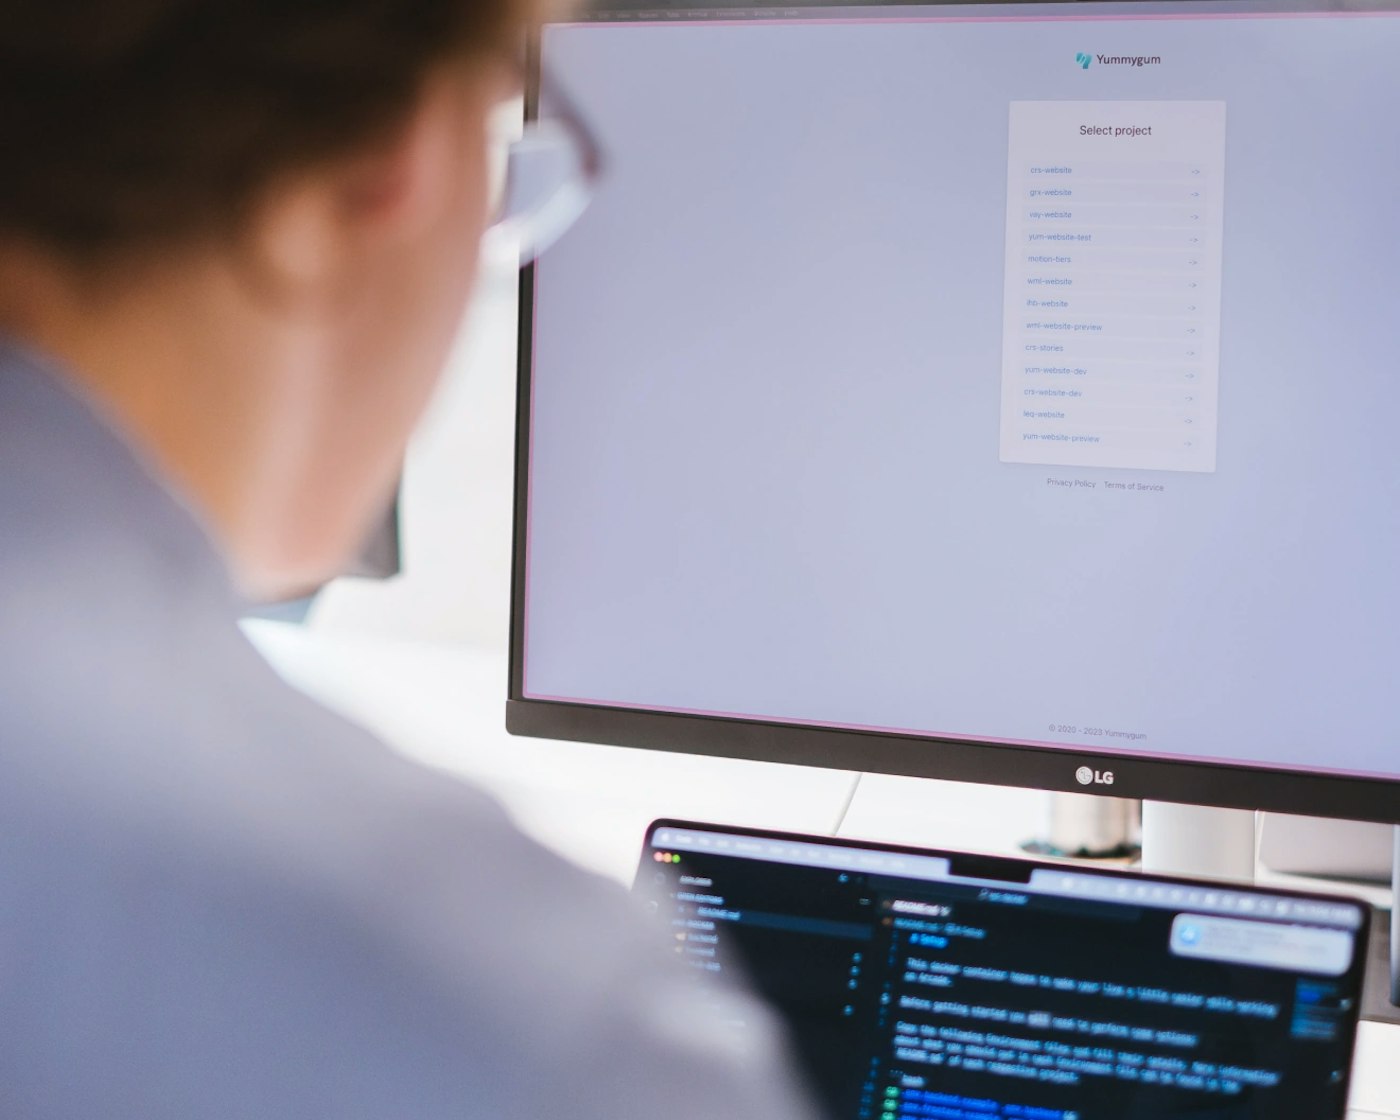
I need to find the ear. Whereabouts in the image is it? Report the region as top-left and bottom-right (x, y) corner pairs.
(340, 67), (482, 242)
(247, 66), (487, 302)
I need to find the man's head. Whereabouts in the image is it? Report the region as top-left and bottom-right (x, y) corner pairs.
(0, 2), (535, 598)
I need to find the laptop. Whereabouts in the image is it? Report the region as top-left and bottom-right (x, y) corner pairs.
(636, 820), (1370, 1119)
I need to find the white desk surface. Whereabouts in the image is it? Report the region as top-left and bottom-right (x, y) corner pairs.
(244, 619), (1399, 1119)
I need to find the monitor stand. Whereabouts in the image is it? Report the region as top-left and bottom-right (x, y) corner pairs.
(1139, 802), (1398, 1026)
(1140, 800), (1255, 880)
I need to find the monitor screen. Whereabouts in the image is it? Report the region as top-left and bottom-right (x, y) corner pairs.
(637, 820), (1370, 1119)
(511, 0), (1400, 819)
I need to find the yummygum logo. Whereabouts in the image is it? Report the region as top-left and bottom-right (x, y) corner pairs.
(1079, 52), (1164, 68)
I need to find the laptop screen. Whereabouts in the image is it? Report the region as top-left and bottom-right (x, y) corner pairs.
(637, 821), (1369, 1119)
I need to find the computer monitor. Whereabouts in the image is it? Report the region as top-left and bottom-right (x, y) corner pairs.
(507, 0), (1400, 827)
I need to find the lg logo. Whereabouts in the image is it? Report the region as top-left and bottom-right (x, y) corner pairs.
(1076, 766), (1114, 786)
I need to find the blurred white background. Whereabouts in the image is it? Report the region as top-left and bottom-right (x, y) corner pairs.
(310, 263), (521, 648)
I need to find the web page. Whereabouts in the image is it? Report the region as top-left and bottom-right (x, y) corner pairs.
(639, 825), (1367, 1120)
(1000, 99), (1225, 473)
(524, 3), (1400, 779)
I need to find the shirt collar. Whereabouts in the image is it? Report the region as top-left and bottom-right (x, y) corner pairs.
(0, 335), (247, 617)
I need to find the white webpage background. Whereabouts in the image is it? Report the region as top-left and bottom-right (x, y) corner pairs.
(525, 11), (1400, 777)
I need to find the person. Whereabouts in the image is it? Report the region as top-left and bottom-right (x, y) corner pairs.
(0, 4), (817, 1117)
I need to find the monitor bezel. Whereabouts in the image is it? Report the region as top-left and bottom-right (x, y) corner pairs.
(507, 0), (1400, 828)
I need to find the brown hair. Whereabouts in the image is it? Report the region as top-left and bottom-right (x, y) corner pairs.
(0, 1), (527, 254)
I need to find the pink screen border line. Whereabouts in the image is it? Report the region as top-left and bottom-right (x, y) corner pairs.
(521, 6), (1399, 789)
(547, 9), (1400, 27)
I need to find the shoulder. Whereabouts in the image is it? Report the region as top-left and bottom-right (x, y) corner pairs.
(0, 620), (811, 1120)
(0, 353), (814, 1118)
(1, 643), (819, 1119)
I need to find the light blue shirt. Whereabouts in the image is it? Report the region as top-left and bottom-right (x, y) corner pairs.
(0, 341), (815, 1119)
